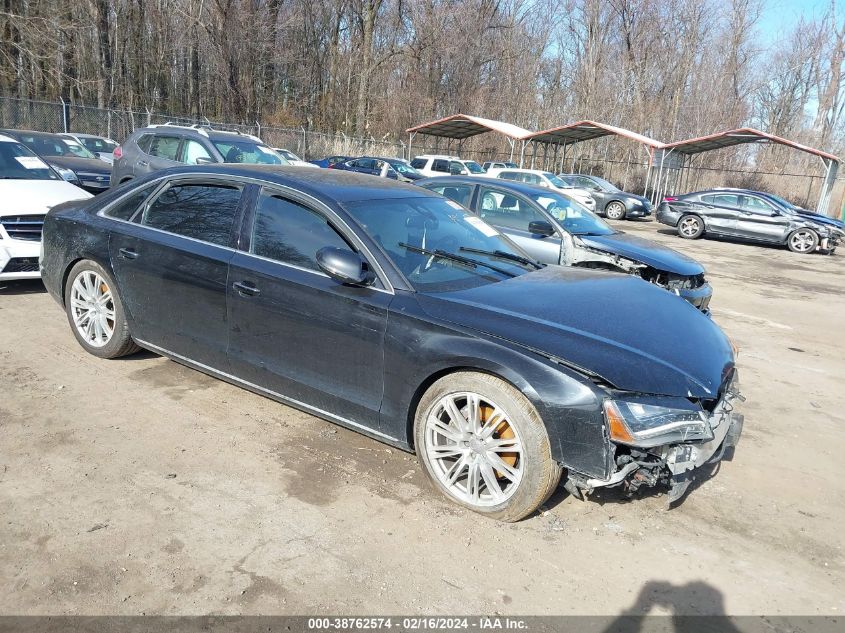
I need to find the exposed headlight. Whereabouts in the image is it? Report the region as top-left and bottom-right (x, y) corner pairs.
(604, 399), (713, 447)
(54, 166), (79, 183)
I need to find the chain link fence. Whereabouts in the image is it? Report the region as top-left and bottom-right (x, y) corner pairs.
(0, 96), (405, 161)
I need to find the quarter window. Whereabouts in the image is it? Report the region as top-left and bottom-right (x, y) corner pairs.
(141, 183), (242, 246)
(251, 191), (352, 271)
(104, 183), (159, 221)
(410, 158), (426, 169)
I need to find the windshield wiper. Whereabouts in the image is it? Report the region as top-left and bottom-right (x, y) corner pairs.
(459, 247), (544, 269)
(398, 242), (516, 278)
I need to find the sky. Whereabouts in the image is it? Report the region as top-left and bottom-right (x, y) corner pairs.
(757, 0), (839, 41)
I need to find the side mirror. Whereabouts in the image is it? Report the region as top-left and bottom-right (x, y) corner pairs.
(195, 156), (215, 165)
(316, 247), (373, 286)
(528, 220), (555, 237)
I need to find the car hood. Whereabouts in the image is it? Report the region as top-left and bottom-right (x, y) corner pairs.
(0, 179), (91, 216)
(578, 231), (705, 276)
(794, 209), (845, 230)
(45, 156), (111, 174)
(418, 266), (733, 399)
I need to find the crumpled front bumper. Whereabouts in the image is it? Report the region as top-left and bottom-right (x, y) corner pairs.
(570, 380), (744, 505)
(663, 405), (744, 503)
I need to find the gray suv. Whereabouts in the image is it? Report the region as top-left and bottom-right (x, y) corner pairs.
(111, 123), (286, 184)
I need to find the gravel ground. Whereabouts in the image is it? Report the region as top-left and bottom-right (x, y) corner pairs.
(1, 218), (843, 616)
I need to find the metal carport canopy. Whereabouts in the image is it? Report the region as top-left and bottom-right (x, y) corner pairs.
(659, 127), (841, 215)
(524, 119), (663, 149)
(406, 114), (534, 161)
(519, 119), (664, 180)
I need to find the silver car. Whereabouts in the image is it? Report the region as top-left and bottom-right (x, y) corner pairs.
(111, 123), (287, 185)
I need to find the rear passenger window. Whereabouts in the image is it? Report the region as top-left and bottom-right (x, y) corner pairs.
(424, 184), (473, 208)
(433, 159), (449, 173)
(712, 194), (739, 207)
(141, 183), (242, 246)
(104, 184), (158, 221)
(148, 135), (181, 161)
(251, 191), (352, 271)
(410, 158), (426, 169)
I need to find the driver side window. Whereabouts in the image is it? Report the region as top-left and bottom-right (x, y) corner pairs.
(250, 191), (353, 272)
(741, 196), (774, 214)
(478, 187), (545, 232)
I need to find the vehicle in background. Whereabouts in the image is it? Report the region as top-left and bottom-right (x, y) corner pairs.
(484, 167), (597, 211)
(1, 129), (112, 194)
(59, 133), (119, 164)
(272, 148), (318, 167)
(111, 123), (287, 184)
(311, 155), (350, 168)
(410, 155), (486, 177)
(333, 156), (424, 181)
(418, 176), (713, 312)
(657, 189), (844, 254)
(559, 173), (651, 220)
(0, 134), (91, 281)
(482, 161), (518, 170)
(40, 165), (741, 520)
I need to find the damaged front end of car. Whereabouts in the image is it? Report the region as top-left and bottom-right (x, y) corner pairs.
(565, 372), (744, 505)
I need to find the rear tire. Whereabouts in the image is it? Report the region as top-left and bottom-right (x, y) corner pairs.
(787, 228), (819, 253)
(605, 201), (627, 220)
(678, 214), (704, 239)
(414, 371), (562, 522)
(64, 260), (139, 359)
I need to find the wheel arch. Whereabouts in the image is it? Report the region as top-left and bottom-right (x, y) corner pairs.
(604, 197), (628, 212)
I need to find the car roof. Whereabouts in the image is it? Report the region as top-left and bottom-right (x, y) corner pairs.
(151, 164), (439, 204)
(134, 125), (262, 143)
(491, 167), (551, 174)
(417, 175), (552, 196)
(0, 129), (63, 139)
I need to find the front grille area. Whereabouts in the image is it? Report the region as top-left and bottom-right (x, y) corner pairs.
(2, 257), (40, 273)
(1, 215), (44, 240)
(77, 173), (110, 186)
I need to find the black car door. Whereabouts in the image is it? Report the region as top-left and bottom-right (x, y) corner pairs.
(735, 194), (791, 242)
(108, 177), (245, 369)
(227, 186), (392, 430)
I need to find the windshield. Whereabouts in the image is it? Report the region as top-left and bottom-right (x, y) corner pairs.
(343, 196), (535, 292)
(529, 191), (615, 236)
(543, 173), (569, 188)
(464, 161), (485, 174)
(760, 192), (797, 210)
(0, 141), (59, 180)
(80, 137), (117, 153)
(587, 176), (620, 192)
(389, 160), (421, 176)
(213, 140), (284, 164)
(277, 149), (301, 161)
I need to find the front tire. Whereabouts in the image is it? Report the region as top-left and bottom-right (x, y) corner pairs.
(64, 260), (139, 359)
(787, 228), (819, 253)
(605, 201), (627, 220)
(678, 214), (704, 239)
(414, 372), (561, 522)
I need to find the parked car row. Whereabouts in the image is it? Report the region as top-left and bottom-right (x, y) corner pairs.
(37, 165), (744, 522)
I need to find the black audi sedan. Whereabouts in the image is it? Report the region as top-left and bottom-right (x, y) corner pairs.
(0, 129), (112, 194)
(418, 176), (712, 312)
(657, 188), (844, 254)
(40, 166), (743, 521)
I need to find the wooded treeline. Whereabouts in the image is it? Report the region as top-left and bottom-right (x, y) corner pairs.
(1, 0), (844, 154)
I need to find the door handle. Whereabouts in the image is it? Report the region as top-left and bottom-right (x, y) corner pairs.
(137, 160), (148, 167)
(233, 281), (260, 297)
(118, 248), (138, 260)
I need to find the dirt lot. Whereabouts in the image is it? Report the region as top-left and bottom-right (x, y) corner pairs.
(1, 220), (844, 617)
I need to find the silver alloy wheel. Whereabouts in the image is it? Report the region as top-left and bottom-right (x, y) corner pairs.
(424, 392), (524, 507)
(789, 230), (816, 253)
(606, 202), (625, 219)
(70, 270), (116, 348)
(679, 216), (701, 237)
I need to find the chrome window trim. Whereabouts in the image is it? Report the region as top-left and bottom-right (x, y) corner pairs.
(136, 339), (401, 444)
(96, 172), (395, 295)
